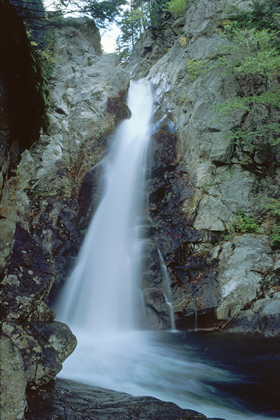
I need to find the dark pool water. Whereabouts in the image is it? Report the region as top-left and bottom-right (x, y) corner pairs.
(59, 329), (280, 419)
(160, 331), (280, 418)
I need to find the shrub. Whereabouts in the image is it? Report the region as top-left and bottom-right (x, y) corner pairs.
(165, 0), (191, 18)
(262, 199), (280, 247)
(234, 211), (261, 234)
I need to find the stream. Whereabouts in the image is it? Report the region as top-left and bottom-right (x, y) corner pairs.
(58, 329), (280, 419)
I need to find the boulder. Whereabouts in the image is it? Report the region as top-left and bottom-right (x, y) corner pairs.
(0, 334), (27, 420)
(2, 321), (77, 388)
(212, 235), (274, 320)
(143, 289), (173, 330)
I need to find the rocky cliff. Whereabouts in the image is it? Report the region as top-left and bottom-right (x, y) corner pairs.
(127, 0), (280, 335)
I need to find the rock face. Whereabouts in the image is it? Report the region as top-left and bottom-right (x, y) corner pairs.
(0, 7), (130, 419)
(212, 235), (274, 320)
(128, 0), (280, 333)
(25, 378), (212, 420)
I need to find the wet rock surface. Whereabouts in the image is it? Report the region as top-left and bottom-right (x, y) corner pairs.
(141, 105), (222, 329)
(1, 224), (55, 320)
(25, 378), (214, 420)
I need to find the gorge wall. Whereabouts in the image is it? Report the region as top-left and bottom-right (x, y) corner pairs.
(0, 4), (131, 418)
(1, 0), (280, 418)
(127, 0), (280, 335)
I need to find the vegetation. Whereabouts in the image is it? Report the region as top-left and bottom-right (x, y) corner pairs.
(15, 0), (191, 61)
(37, 0), (126, 27)
(186, 1), (280, 247)
(27, 29), (57, 79)
(83, 0), (127, 27)
(188, 25), (280, 145)
(188, 0), (280, 162)
(116, 0), (191, 61)
(10, 0), (280, 159)
(271, 226), (280, 248)
(164, 0), (191, 18)
(116, 0), (159, 57)
(224, 202), (280, 249)
(263, 199), (280, 248)
(116, 0), (149, 61)
(233, 211), (261, 234)
(227, 0), (280, 32)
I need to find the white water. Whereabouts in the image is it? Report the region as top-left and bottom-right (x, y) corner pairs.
(158, 250), (177, 331)
(56, 80), (278, 420)
(56, 79), (153, 332)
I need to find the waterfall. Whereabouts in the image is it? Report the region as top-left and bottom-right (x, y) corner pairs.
(55, 79), (278, 420)
(56, 79), (153, 333)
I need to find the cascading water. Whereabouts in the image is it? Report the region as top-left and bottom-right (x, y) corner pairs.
(56, 79), (280, 420)
(158, 250), (177, 331)
(56, 79), (153, 332)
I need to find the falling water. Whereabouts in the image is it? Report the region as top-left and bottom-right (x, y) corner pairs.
(158, 250), (177, 331)
(56, 80), (280, 420)
(56, 79), (153, 332)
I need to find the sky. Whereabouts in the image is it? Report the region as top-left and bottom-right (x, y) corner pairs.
(100, 23), (120, 53)
(43, 0), (120, 53)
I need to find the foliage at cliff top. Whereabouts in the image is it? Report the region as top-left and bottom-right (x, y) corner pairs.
(116, 0), (192, 59)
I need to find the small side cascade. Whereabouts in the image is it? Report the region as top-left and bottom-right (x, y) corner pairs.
(158, 250), (177, 331)
(194, 307), (198, 332)
(164, 294), (176, 332)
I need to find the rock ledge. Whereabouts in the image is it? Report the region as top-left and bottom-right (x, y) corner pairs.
(25, 378), (218, 420)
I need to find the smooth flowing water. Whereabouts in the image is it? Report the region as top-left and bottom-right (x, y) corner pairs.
(56, 79), (153, 332)
(56, 80), (280, 420)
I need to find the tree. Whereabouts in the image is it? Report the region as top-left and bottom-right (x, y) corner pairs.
(149, 0), (173, 29)
(82, 0), (127, 27)
(116, 0), (171, 58)
(12, 0), (127, 28)
(116, 0), (150, 57)
(229, 0), (280, 32)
